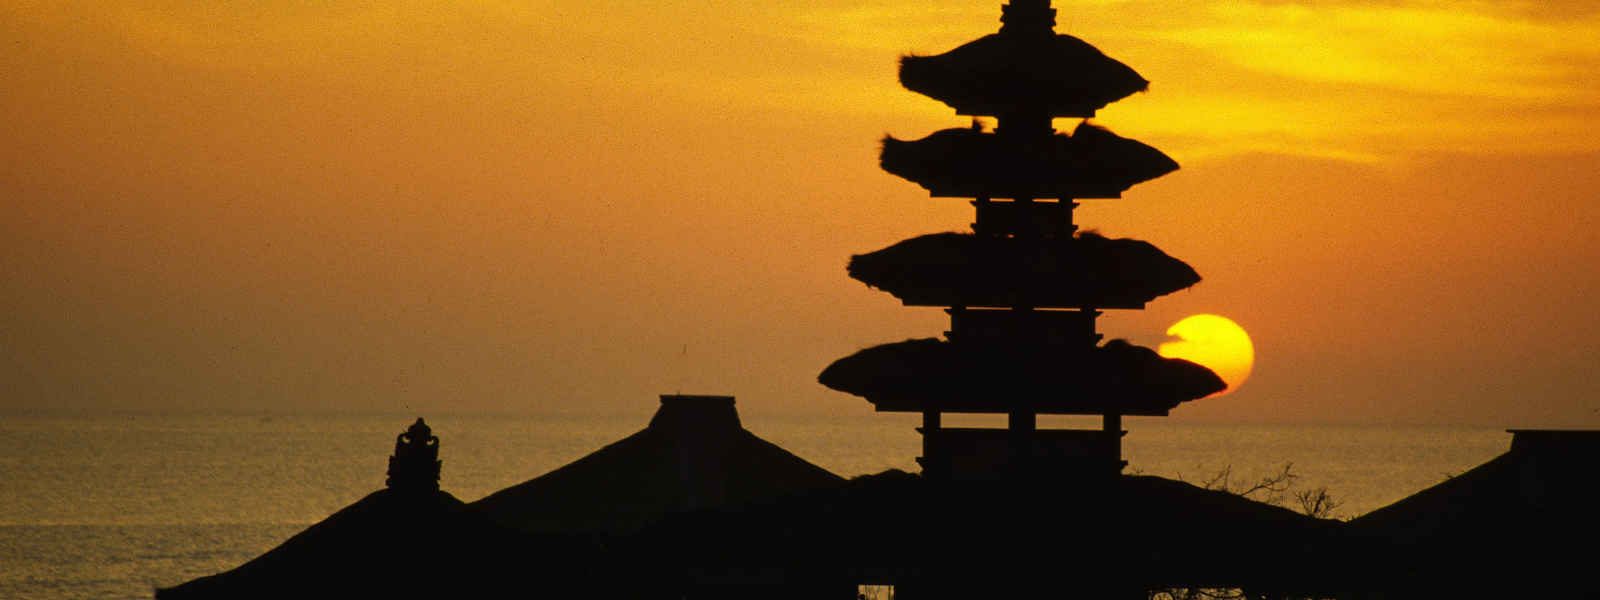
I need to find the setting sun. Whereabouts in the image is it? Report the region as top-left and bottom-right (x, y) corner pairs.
(1158, 314), (1255, 396)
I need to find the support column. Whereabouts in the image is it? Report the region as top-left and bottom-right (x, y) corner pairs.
(1009, 410), (1036, 474)
(1103, 412), (1124, 475)
(921, 409), (944, 481)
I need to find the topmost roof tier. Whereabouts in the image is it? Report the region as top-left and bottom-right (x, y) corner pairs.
(899, 0), (1148, 118)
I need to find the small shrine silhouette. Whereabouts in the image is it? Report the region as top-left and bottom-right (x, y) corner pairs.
(819, 0), (1224, 482)
(386, 417), (441, 492)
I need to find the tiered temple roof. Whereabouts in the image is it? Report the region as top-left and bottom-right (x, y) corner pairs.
(821, 0), (1221, 480)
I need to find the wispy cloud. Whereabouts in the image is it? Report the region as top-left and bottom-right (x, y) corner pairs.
(1158, 2), (1600, 100)
(786, 0), (1600, 162)
(16, 0), (1600, 163)
(1122, 1), (1600, 161)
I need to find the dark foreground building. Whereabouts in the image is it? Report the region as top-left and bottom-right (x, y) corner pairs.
(626, 471), (1340, 599)
(1343, 430), (1600, 598)
(156, 399), (850, 599)
(472, 394), (843, 536)
(155, 407), (1345, 599)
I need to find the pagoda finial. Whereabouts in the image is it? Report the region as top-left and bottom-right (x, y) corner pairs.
(385, 417), (441, 492)
(1000, 0), (1056, 34)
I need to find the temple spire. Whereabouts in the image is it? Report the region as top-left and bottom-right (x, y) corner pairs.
(1000, 0), (1056, 34)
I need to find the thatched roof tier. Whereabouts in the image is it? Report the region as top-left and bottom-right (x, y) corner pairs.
(817, 338), (1224, 415)
(881, 123), (1177, 199)
(847, 231), (1200, 309)
(899, 31), (1147, 118)
(470, 395), (844, 536)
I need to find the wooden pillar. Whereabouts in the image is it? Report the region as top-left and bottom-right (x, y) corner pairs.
(1009, 410), (1035, 474)
(921, 409), (943, 481)
(1103, 412), (1123, 475)
(1008, 410), (1036, 432)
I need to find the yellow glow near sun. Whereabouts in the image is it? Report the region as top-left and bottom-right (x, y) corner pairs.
(1158, 314), (1255, 397)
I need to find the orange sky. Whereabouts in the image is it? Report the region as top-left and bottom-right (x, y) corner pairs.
(3, 1), (1598, 426)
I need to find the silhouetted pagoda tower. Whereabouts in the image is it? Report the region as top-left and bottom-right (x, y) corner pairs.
(820, 0), (1224, 482)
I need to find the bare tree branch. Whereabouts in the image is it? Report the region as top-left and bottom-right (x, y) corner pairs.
(1152, 464), (1345, 600)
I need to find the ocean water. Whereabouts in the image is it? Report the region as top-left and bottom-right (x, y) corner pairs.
(0, 412), (1510, 600)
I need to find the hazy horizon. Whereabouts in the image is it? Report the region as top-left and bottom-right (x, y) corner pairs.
(0, 394), (1562, 430)
(4, 1), (1598, 427)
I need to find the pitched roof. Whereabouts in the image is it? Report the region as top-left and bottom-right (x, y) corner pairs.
(1343, 430), (1600, 594)
(470, 395), (844, 535)
(156, 488), (559, 599)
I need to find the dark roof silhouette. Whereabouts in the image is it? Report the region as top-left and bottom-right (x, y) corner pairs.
(156, 489), (555, 599)
(622, 470), (1339, 593)
(847, 231), (1200, 309)
(1344, 429), (1600, 595)
(881, 122), (1178, 199)
(156, 418), (574, 599)
(900, 32), (1147, 118)
(818, 338), (1224, 415)
(470, 395), (844, 535)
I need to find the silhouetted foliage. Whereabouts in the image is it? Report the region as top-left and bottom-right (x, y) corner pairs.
(1150, 463), (1346, 600)
(1180, 463), (1343, 520)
